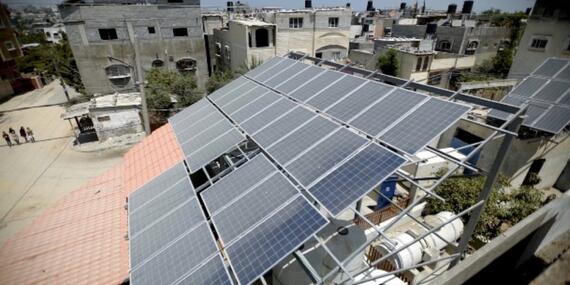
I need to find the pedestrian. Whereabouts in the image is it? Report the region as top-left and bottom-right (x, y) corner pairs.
(19, 126), (28, 143)
(10, 131), (19, 145)
(8, 127), (15, 135)
(2, 131), (11, 147)
(26, 127), (35, 143)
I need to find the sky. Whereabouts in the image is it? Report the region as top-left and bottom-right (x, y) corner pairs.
(3, 0), (535, 12)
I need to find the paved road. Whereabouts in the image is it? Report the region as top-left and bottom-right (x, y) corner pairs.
(0, 82), (125, 245)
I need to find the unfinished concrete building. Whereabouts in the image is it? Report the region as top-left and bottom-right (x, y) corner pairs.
(59, 0), (208, 95)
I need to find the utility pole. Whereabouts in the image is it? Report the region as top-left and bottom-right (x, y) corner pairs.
(127, 21), (151, 135)
(50, 52), (71, 102)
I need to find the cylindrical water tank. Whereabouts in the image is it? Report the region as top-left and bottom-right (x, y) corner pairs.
(226, 1), (234, 12)
(426, 23), (438, 35)
(422, 211), (464, 251)
(447, 4), (457, 14)
(461, 0), (474, 14)
(366, 0), (374, 12)
(305, 0), (312, 9)
(400, 2), (407, 10)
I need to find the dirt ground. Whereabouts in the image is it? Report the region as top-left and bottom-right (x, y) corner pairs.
(0, 81), (126, 245)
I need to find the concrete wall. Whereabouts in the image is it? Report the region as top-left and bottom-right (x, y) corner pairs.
(438, 120), (570, 190)
(90, 107), (143, 141)
(60, 4), (208, 95)
(509, 10), (570, 80)
(431, 55), (475, 71)
(0, 80), (14, 100)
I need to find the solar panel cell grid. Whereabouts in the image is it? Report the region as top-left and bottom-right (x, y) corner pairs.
(286, 128), (368, 187)
(275, 65), (324, 94)
(252, 107), (315, 147)
(186, 129), (244, 172)
(130, 223), (218, 285)
(171, 104), (219, 135)
(306, 75), (367, 110)
(289, 71), (344, 102)
(533, 58), (569, 77)
(130, 198), (205, 268)
(380, 98), (470, 154)
(231, 91), (282, 123)
(201, 154), (276, 214)
(532, 105), (570, 133)
(212, 173), (299, 243)
(326, 81), (394, 122)
(264, 62), (310, 88)
(216, 81), (259, 107)
(488, 95), (526, 120)
(309, 143), (406, 216)
(174, 112), (226, 144)
(129, 163), (188, 211)
(350, 89), (427, 137)
(181, 121), (233, 155)
(267, 116), (338, 165)
(223, 86), (271, 115)
(226, 195), (328, 285)
(209, 77), (249, 102)
(556, 64), (570, 81)
(246, 57), (284, 79)
(240, 98), (297, 134)
(129, 179), (194, 236)
(523, 102), (550, 126)
(511, 77), (548, 97)
(532, 81), (570, 102)
(169, 98), (210, 126)
(177, 255), (234, 285)
(255, 59), (297, 82)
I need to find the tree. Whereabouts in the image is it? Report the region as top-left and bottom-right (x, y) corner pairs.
(19, 33), (47, 44)
(425, 173), (544, 242)
(491, 48), (514, 78)
(376, 49), (399, 76)
(206, 69), (234, 94)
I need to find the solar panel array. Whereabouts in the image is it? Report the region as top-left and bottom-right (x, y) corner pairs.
(128, 163), (234, 285)
(130, 55), (475, 285)
(488, 58), (570, 134)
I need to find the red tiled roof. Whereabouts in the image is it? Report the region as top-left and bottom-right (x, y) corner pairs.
(0, 123), (185, 284)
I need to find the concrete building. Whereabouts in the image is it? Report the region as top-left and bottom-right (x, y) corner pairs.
(43, 23), (66, 44)
(508, 0), (570, 80)
(59, 0), (209, 95)
(0, 4), (23, 81)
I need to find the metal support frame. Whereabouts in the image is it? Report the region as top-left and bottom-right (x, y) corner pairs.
(293, 250), (322, 284)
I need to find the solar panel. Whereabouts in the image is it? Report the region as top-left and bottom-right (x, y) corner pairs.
(488, 95), (526, 121)
(231, 91), (282, 123)
(308, 143), (406, 216)
(350, 89), (427, 137)
(226, 195), (328, 285)
(129, 163), (189, 212)
(130, 223), (218, 285)
(532, 81), (570, 102)
(174, 112), (226, 144)
(533, 58), (569, 77)
(326, 81), (394, 122)
(209, 77), (249, 102)
(171, 103), (219, 134)
(180, 120), (234, 153)
(523, 101), (550, 125)
(286, 128), (368, 187)
(212, 173), (299, 243)
(201, 154), (276, 214)
(556, 64), (570, 81)
(511, 77), (548, 97)
(169, 98), (211, 126)
(255, 58), (297, 82)
(130, 198), (205, 268)
(177, 254), (234, 285)
(275, 65), (324, 94)
(222, 86), (270, 115)
(532, 105), (570, 133)
(265, 62), (310, 88)
(129, 178), (194, 236)
(559, 92), (570, 106)
(247, 57), (284, 79)
(216, 81), (259, 107)
(306, 75), (367, 110)
(186, 129), (245, 172)
(252, 106), (315, 147)
(267, 116), (338, 165)
(240, 99), (297, 134)
(380, 98), (471, 154)
(289, 71), (344, 102)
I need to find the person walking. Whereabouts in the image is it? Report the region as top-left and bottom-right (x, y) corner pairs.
(19, 126), (28, 143)
(26, 127), (35, 143)
(2, 131), (12, 147)
(10, 130), (19, 145)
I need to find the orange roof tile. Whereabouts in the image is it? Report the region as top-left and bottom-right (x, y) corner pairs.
(0, 123), (185, 285)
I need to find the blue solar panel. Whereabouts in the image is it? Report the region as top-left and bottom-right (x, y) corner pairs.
(246, 57), (284, 79)
(532, 81), (570, 102)
(231, 91), (282, 123)
(275, 65), (324, 94)
(216, 81), (259, 107)
(211, 173), (299, 243)
(532, 105), (570, 134)
(129, 163), (189, 212)
(221, 86), (270, 115)
(380, 98), (471, 154)
(255, 58), (297, 82)
(326, 81), (394, 122)
(240, 99), (297, 134)
(511, 77), (548, 97)
(186, 128), (245, 172)
(306, 75), (367, 110)
(265, 62), (310, 88)
(169, 98), (211, 127)
(533, 58), (569, 78)
(289, 71), (344, 102)
(177, 254), (234, 285)
(226, 195), (328, 285)
(252, 107), (315, 147)
(309, 144), (406, 216)
(201, 154), (276, 214)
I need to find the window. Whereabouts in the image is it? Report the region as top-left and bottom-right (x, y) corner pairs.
(465, 40), (478, 55)
(98, 28), (118, 40)
(176, 58), (197, 72)
(255, 28), (269, 47)
(215, 42), (222, 56)
(97, 116), (111, 122)
(5, 41), (15, 51)
(437, 40), (451, 51)
(422, 56), (429, 71)
(530, 37), (548, 50)
(316, 52), (323, 59)
(105, 64), (131, 86)
(151, 59), (164, 68)
(148, 26), (156, 34)
(289, 17), (303, 29)
(173, 28), (188, 37)
(224, 45), (231, 60)
(332, 51), (342, 60)
(416, 57), (423, 71)
(328, 17), (339, 28)
(428, 71), (442, 85)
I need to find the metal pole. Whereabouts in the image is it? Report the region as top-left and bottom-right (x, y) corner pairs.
(293, 250), (322, 284)
(450, 106), (525, 267)
(128, 21), (151, 135)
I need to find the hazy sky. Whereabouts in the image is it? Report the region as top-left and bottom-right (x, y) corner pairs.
(4, 0), (535, 12)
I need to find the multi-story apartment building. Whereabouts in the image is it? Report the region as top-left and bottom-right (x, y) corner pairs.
(508, 0), (570, 80)
(59, 0), (208, 95)
(0, 3), (23, 81)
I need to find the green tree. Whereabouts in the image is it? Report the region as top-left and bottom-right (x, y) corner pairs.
(173, 74), (200, 108)
(206, 69), (234, 94)
(376, 49), (399, 76)
(19, 33), (47, 44)
(491, 48), (514, 78)
(425, 173), (544, 242)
